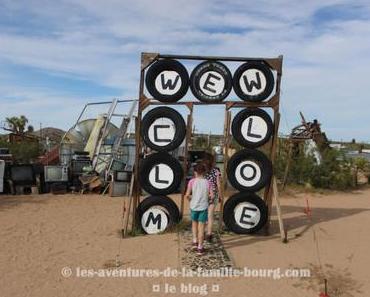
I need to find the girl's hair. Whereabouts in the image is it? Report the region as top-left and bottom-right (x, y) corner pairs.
(193, 163), (206, 175)
(202, 152), (215, 172)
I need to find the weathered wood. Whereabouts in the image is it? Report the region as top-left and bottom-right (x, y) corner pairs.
(282, 141), (294, 190)
(264, 112), (281, 235)
(123, 173), (136, 237)
(218, 109), (231, 232)
(132, 52), (286, 243)
(272, 177), (286, 242)
(180, 108), (193, 217)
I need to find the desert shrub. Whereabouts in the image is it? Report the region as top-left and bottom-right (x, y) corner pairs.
(275, 140), (354, 190)
(310, 149), (353, 190)
(353, 157), (370, 172)
(275, 142), (317, 185)
(352, 157), (370, 184)
(0, 139), (41, 163)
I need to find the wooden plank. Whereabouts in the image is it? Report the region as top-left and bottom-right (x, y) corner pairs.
(282, 141), (293, 190)
(272, 176), (286, 242)
(123, 173), (136, 237)
(180, 108), (193, 217)
(264, 111), (281, 234)
(218, 109), (231, 232)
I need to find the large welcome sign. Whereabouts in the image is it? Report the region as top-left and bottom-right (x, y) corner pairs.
(145, 58), (275, 104)
(134, 53), (283, 235)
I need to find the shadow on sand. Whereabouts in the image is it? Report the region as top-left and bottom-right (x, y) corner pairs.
(0, 195), (48, 211)
(221, 203), (370, 249)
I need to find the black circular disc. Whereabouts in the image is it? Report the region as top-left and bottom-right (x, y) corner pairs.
(233, 61), (274, 102)
(231, 108), (274, 148)
(226, 149), (272, 192)
(136, 195), (180, 234)
(223, 192), (268, 234)
(141, 107), (186, 152)
(190, 61), (232, 103)
(145, 59), (189, 103)
(139, 152), (183, 195)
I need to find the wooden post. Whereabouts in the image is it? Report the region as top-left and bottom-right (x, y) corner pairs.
(131, 116), (140, 232)
(123, 173), (136, 237)
(264, 111), (282, 235)
(180, 104), (193, 217)
(130, 54), (155, 232)
(282, 140), (293, 190)
(272, 176), (286, 242)
(218, 108), (231, 232)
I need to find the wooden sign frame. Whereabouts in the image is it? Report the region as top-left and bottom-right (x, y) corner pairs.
(128, 52), (286, 241)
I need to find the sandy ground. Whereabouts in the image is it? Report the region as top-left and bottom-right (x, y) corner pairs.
(0, 187), (369, 297)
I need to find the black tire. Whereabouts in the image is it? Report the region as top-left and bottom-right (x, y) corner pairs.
(190, 61), (232, 103)
(141, 107), (186, 152)
(227, 149), (272, 192)
(233, 61), (274, 102)
(139, 152), (183, 195)
(231, 108), (273, 148)
(223, 192), (268, 234)
(145, 59), (189, 103)
(222, 195), (236, 223)
(136, 195), (180, 234)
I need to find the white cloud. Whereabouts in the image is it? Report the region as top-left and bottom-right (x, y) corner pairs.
(0, 0), (370, 140)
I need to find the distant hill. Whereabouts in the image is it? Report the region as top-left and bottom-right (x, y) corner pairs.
(30, 127), (66, 142)
(0, 127), (65, 146)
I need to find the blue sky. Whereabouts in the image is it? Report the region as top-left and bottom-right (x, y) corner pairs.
(0, 0), (370, 141)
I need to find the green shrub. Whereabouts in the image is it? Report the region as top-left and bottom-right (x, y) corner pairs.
(275, 140), (355, 191)
(0, 139), (41, 163)
(310, 149), (353, 190)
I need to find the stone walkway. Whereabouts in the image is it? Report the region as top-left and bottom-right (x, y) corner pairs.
(178, 214), (234, 271)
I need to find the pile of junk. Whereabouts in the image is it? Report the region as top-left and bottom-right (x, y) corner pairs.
(0, 99), (137, 196)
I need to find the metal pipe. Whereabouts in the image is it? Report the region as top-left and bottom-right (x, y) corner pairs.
(82, 99), (138, 105)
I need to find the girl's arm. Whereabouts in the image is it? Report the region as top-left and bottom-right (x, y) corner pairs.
(216, 170), (223, 202)
(185, 179), (193, 201)
(208, 181), (214, 202)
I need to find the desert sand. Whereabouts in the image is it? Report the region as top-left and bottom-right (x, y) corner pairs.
(0, 187), (369, 297)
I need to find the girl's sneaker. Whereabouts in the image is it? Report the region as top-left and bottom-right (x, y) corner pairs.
(197, 247), (205, 255)
(191, 242), (198, 250)
(205, 234), (213, 243)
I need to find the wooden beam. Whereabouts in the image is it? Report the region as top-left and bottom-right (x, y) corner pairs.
(218, 109), (231, 232)
(180, 108), (193, 218)
(272, 176), (287, 242)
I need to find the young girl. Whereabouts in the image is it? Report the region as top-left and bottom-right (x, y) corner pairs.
(185, 163), (214, 255)
(203, 153), (223, 243)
